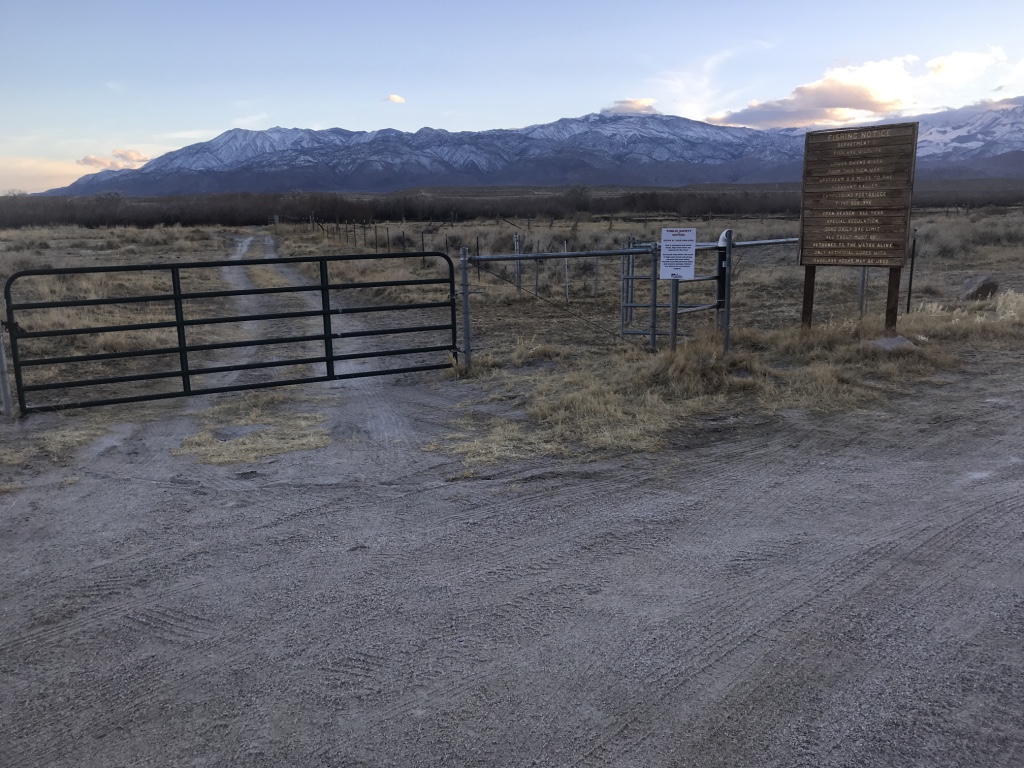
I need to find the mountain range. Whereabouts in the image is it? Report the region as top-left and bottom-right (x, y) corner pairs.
(44, 99), (1024, 196)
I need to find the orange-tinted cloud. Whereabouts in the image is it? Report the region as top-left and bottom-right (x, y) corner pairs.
(113, 148), (148, 163)
(710, 81), (900, 128)
(709, 49), (1015, 128)
(76, 149), (149, 170)
(387, 94), (406, 104)
(602, 98), (660, 115)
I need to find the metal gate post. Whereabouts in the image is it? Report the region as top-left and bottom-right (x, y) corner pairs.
(318, 260), (336, 379)
(514, 232), (522, 294)
(649, 245), (658, 351)
(170, 267), (192, 394)
(720, 229), (734, 354)
(459, 247), (472, 369)
(669, 279), (680, 352)
(0, 321), (13, 417)
(620, 254), (626, 335)
(715, 236), (727, 330)
(905, 232), (917, 314)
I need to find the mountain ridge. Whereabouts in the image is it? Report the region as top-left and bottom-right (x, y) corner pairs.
(44, 102), (1024, 197)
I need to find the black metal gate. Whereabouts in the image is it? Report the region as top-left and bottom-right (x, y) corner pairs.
(2, 251), (457, 415)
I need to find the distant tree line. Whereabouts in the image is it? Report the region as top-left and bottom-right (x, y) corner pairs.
(2, 182), (1022, 229)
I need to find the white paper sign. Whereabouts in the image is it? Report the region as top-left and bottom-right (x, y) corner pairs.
(660, 228), (697, 280)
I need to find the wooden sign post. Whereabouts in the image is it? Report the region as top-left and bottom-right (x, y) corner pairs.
(798, 123), (918, 330)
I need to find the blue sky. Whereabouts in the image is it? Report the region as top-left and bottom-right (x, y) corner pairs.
(3, 0), (1024, 193)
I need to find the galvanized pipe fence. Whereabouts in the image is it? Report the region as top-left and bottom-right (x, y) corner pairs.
(457, 230), (799, 368)
(0, 234), (804, 414)
(458, 245), (658, 369)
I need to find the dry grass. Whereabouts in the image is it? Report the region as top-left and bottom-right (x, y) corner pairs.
(0, 447), (36, 466)
(439, 318), (967, 464)
(1, 226), (247, 398)
(3, 213), (1023, 467)
(0, 402), (177, 466)
(407, 208), (1024, 465)
(37, 421), (111, 463)
(172, 390), (331, 465)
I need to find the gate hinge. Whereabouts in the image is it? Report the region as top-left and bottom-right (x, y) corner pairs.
(1, 318), (23, 335)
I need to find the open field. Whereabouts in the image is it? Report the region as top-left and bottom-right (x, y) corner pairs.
(1, 211), (1023, 766)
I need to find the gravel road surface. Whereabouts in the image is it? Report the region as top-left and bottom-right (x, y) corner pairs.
(1, 244), (1022, 766)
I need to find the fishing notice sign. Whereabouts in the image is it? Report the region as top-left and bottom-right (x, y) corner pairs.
(660, 227), (697, 280)
(799, 123), (918, 268)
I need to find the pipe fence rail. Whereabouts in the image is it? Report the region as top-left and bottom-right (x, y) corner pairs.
(457, 231), (800, 367)
(0, 233), (811, 415)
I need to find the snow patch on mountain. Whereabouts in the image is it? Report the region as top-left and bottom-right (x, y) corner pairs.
(44, 100), (1024, 196)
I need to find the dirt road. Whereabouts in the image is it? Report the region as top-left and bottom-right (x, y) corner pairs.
(1, 246), (1022, 766)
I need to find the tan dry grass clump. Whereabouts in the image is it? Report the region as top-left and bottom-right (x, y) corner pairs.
(37, 421), (112, 463)
(441, 304), (1005, 464)
(173, 390), (330, 465)
(1, 226), (254, 397)
(4, 402), (178, 466)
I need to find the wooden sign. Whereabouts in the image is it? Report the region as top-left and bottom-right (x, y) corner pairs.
(799, 123), (918, 268)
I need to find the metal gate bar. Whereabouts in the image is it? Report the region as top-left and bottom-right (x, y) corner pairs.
(3, 251), (458, 415)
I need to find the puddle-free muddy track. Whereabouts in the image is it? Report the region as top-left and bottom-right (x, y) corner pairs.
(2, 298), (1023, 764)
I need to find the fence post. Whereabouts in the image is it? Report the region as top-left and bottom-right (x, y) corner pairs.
(514, 232), (522, 293)
(564, 241), (569, 303)
(170, 267), (192, 395)
(720, 229), (734, 355)
(319, 261), (336, 379)
(649, 245), (658, 351)
(905, 232), (917, 314)
(0, 321), (13, 418)
(669, 279), (680, 352)
(459, 247), (472, 369)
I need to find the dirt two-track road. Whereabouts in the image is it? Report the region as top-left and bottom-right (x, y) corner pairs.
(1, 240), (1023, 767)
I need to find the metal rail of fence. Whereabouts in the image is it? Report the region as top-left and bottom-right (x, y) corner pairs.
(2, 252), (457, 415)
(456, 231), (801, 366)
(459, 245), (657, 368)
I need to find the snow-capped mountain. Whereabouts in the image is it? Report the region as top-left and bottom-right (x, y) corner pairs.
(916, 103), (1024, 159)
(43, 102), (1024, 197)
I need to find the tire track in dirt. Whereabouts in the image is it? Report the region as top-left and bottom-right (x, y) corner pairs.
(4, 244), (1024, 766)
(549, 484), (1024, 768)
(311, 434), (999, 765)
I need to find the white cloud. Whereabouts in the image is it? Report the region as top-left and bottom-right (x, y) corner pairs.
(654, 48), (741, 121)
(602, 98), (659, 115)
(710, 48), (1021, 128)
(387, 94), (406, 104)
(927, 48), (1007, 86)
(997, 55), (1024, 94)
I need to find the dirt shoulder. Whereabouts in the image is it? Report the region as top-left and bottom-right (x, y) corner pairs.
(1, 343), (1023, 766)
